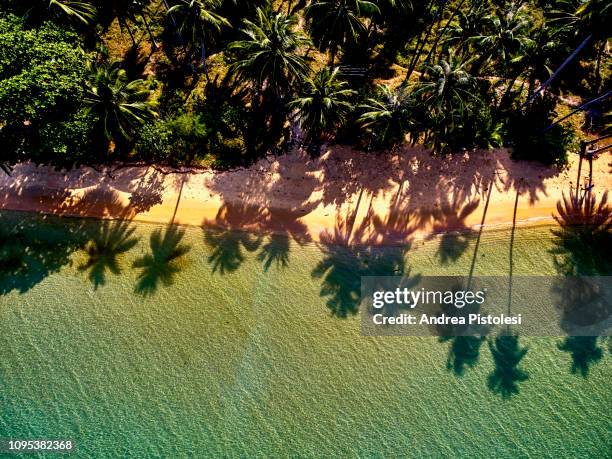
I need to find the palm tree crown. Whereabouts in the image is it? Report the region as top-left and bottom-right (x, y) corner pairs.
(49, 0), (97, 25)
(306, 0), (379, 66)
(168, 0), (230, 80)
(229, 6), (311, 96)
(290, 67), (356, 140)
(84, 60), (157, 142)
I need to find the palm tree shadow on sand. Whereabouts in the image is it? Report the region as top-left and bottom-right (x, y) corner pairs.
(312, 190), (419, 318)
(133, 225), (191, 296)
(425, 194), (480, 264)
(551, 189), (612, 376)
(79, 220), (139, 289)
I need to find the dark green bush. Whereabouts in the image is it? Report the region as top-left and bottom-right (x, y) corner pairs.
(506, 94), (575, 166)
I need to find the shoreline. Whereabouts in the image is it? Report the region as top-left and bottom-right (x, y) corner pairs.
(0, 146), (609, 246)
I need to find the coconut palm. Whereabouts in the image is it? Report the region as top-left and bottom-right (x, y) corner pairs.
(550, 0), (611, 93)
(125, 0), (158, 50)
(228, 6), (311, 97)
(84, 60), (158, 145)
(469, 2), (534, 76)
(413, 51), (476, 118)
(305, 0), (379, 66)
(358, 84), (413, 148)
(168, 0), (230, 82)
(49, 0), (97, 25)
(289, 67), (356, 141)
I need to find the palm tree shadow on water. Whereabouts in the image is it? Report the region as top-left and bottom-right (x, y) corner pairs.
(257, 233), (290, 271)
(0, 213), (88, 295)
(78, 220), (139, 289)
(312, 189), (420, 318)
(551, 189), (612, 376)
(487, 186), (529, 398)
(133, 225), (191, 296)
(202, 202), (264, 274)
(440, 180), (494, 376)
(487, 333), (529, 398)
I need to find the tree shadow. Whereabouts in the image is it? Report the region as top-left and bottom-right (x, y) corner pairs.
(128, 169), (166, 213)
(487, 333), (529, 399)
(434, 281), (491, 376)
(133, 225), (191, 296)
(443, 335), (488, 376)
(312, 190), (417, 317)
(78, 220), (139, 289)
(202, 201), (264, 274)
(425, 194), (480, 264)
(0, 212), (88, 295)
(550, 189), (611, 375)
(256, 206), (314, 272)
(550, 189), (612, 276)
(558, 336), (604, 377)
(257, 233), (291, 271)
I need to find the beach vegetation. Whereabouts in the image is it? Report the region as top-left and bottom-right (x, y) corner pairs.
(0, 0), (608, 171)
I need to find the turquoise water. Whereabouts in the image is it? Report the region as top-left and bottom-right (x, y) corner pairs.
(0, 211), (610, 457)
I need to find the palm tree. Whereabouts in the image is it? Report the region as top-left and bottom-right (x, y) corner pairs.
(49, 0), (97, 25)
(413, 51), (476, 118)
(84, 60), (158, 146)
(168, 0), (230, 82)
(358, 84), (413, 148)
(289, 67), (356, 141)
(228, 6), (311, 97)
(550, 0), (611, 93)
(305, 0), (379, 66)
(469, 2), (533, 76)
(125, 0), (158, 50)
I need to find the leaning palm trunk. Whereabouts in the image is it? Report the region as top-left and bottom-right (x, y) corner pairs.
(141, 13), (158, 50)
(201, 38), (210, 83)
(523, 34), (592, 108)
(402, 0), (445, 85)
(423, 0), (466, 66)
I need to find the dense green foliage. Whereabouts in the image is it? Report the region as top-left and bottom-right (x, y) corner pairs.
(0, 0), (609, 170)
(0, 14), (94, 166)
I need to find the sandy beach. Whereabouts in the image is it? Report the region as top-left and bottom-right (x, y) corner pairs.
(0, 146), (609, 245)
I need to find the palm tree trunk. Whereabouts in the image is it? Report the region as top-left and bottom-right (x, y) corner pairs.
(329, 46), (336, 68)
(499, 73), (520, 110)
(424, 0), (466, 65)
(593, 41), (604, 94)
(402, 0), (444, 85)
(576, 143), (584, 197)
(201, 38), (210, 83)
(523, 34), (592, 108)
(141, 13), (157, 50)
(587, 152), (593, 195)
(122, 19), (137, 47)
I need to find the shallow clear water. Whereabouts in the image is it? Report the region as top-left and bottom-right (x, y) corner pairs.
(0, 211), (610, 457)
